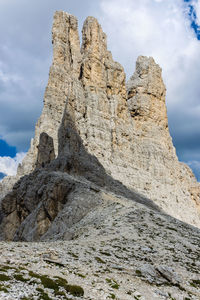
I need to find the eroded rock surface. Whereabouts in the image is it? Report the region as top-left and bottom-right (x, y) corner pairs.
(0, 10), (200, 231)
(35, 132), (55, 169)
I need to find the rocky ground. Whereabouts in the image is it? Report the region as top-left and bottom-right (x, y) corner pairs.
(0, 192), (199, 300)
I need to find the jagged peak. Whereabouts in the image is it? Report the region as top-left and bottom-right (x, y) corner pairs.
(0, 11), (199, 233)
(127, 55), (166, 102)
(52, 11), (81, 72)
(135, 55), (161, 75)
(81, 16), (107, 62)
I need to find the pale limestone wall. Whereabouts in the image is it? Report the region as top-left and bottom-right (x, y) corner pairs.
(1, 11), (199, 227)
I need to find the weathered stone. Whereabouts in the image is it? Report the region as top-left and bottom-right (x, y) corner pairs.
(0, 10), (200, 233)
(139, 264), (181, 286)
(139, 264), (167, 285)
(156, 265), (181, 285)
(35, 132), (55, 169)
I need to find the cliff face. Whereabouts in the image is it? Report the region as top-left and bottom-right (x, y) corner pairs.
(0, 11), (200, 235)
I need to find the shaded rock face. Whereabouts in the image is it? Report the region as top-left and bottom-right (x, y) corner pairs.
(0, 111), (159, 241)
(36, 132), (55, 169)
(0, 171), (77, 241)
(0, 10), (200, 234)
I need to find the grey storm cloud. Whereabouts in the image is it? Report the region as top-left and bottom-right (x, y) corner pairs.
(0, 0), (200, 180)
(169, 107), (200, 161)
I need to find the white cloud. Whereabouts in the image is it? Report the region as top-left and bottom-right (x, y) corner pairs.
(0, 69), (22, 84)
(98, 0), (199, 86)
(0, 152), (26, 176)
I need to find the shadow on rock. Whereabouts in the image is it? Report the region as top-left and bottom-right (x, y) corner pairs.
(0, 104), (161, 242)
(53, 105), (161, 211)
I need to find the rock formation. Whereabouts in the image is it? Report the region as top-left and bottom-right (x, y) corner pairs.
(0, 10), (200, 236)
(0, 11), (200, 300)
(35, 132), (55, 169)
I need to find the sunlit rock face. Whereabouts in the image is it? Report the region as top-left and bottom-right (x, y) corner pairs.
(0, 11), (199, 231)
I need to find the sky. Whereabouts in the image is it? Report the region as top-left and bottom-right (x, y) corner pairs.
(0, 0), (200, 180)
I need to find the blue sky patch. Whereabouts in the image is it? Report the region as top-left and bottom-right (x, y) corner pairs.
(0, 139), (16, 158)
(0, 172), (6, 180)
(184, 0), (200, 39)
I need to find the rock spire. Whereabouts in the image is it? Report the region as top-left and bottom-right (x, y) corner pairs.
(0, 11), (199, 232)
